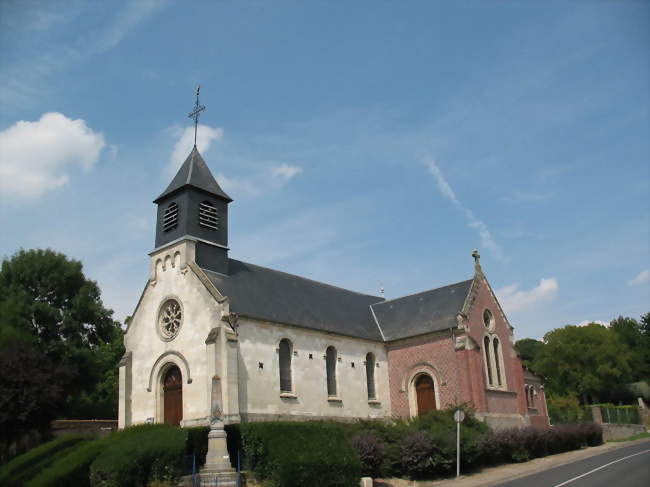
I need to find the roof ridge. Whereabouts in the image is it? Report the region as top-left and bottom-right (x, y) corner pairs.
(226, 258), (385, 301)
(372, 277), (474, 306)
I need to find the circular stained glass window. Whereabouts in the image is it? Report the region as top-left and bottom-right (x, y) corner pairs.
(483, 309), (494, 329)
(159, 299), (182, 340)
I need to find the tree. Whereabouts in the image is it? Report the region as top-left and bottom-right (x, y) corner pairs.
(609, 315), (649, 381)
(0, 345), (69, 448)
(514, 338), (544, 372)
(533, 323), (633, 404)
(0, 249), (124, 421)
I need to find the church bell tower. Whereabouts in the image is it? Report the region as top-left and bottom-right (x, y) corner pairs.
(152, 86), (232, 274)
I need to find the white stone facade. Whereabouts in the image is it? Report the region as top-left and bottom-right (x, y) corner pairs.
(118, 239), (391, 429)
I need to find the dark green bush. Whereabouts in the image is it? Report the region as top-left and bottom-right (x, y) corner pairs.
(90, 424), (187, 487)
(27, 437), (105, 487)
(0, 435), (89, 487)
(185, 426), (210, 468)
(240, 421), (361, 487)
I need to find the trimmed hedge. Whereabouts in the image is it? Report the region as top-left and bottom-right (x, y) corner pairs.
(26, 437), (105, 487)
(342, 407), (490, 479)
(90, 424), (187, 487)
(0, 435), (88, 487)
(481, 422), (603, 465)
(240, 421), (361, 487)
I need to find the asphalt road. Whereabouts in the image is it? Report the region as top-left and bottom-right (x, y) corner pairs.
(496, 440), (650, 487)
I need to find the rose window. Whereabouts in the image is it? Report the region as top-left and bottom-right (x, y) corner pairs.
(159, 299), (182, 340)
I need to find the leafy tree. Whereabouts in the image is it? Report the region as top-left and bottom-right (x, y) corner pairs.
(0, 249), (124, 422)
(0, 345), (69, 447)
(610, 315), (649, 381)
(514, 338), (544, 372)
(533, 323), (633, 404)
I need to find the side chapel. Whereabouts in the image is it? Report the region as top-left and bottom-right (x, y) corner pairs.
(118, 146), (549, 431)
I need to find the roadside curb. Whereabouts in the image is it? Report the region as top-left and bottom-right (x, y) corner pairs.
(375, 438), (650, 487)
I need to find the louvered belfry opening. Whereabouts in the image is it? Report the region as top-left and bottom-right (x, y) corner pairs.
(365, 352), (376, 400)
(163, 202), (179, 232)
(198, 200), (218, 230)
(279, 338), (292, 393)
(326, 346), (337, 397)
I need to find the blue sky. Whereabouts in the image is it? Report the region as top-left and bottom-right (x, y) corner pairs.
(0, 0), (648, 340)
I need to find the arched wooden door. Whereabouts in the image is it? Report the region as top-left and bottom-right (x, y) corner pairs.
(163, 365), (183, 426)
(415, 374), (436, 415)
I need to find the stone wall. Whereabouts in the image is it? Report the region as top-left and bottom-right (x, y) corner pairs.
(51, 420), (117, 437)
(237, 317), (391, 420)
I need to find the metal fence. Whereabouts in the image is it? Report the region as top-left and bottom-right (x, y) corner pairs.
(600, 405), (641, 425)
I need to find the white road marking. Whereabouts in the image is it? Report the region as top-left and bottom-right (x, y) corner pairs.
(552, 448), (650, 487)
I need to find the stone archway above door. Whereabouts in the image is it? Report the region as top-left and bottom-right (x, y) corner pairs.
(147, 350), (193, 392)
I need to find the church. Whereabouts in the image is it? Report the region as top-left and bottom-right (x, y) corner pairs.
(118, 144), (549, 431)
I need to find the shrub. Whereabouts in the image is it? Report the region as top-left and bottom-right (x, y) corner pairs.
(351, 432), (384, 477)
(240, 421), (361, 487)
(184, 426), (210, 469)
(0, 435), (89, 487)
(26, 437), (105, 487)
(400, 431), (437, 478)
(90, 424), (187, 487)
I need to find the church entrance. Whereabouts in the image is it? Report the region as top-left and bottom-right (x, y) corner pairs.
(163, 365), (183, 426)
(415, 374), (436, 415)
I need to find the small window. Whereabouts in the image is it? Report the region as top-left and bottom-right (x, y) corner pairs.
(484, 336), (493, 386)
(199, 201), (219, 230)
(326, 346), (337, 397)
(163, 202), (179, 232)
(366, 353), (376, 400)
(279, 339), (292, 393)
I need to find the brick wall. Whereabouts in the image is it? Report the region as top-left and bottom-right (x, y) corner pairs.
(385, 272), (540, 421)
(386, 333), (463, 418)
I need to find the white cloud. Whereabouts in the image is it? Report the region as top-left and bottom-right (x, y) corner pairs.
(0, 112), (105, 199)
(427, 159), (504, 260)
(271, 163), (302, 180)
(577, 320), (608, 327)
(166, 124), (223, 176)
(629, 269), (649, 286)
(216, 172), (260, 198)
(496, 277), (559, 313)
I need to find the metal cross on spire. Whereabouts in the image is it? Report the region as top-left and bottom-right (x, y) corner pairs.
(188, 85), (206, 147)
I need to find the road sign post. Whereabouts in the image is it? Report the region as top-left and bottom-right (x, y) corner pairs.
(453, 409), (465, 478)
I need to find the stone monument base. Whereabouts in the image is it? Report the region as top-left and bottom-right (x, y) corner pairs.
(199, 422), (238, 486)
(197, 470), (239, 487)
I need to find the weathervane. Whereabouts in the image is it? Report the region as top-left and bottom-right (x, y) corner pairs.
(188, 85), (206, 147)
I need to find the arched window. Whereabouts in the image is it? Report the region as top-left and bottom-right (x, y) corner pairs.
(493, 338), (503, 386)
(529, 387), (535, 408)
(484, 336), (493, 386)
(279, 339), (292, 393)
(365, 353), (376, 400)
(199, 200), (218, 230)
(163, 202), (179, 232)
(326, 346), (337, 397)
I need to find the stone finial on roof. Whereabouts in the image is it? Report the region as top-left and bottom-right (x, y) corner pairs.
(472, 249), (482, 272)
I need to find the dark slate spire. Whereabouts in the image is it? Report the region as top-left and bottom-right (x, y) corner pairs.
(153, 147), (232, 274)
(154, 146), (232, 203)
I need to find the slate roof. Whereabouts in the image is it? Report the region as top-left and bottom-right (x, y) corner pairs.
(154, 147), (232, 203)
(201, 259), (474, 342)
(202, 259), (385, 341)
(371, 280), (473, 341)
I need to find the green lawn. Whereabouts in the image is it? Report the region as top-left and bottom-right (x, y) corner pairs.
(608, 432), (650, 443)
